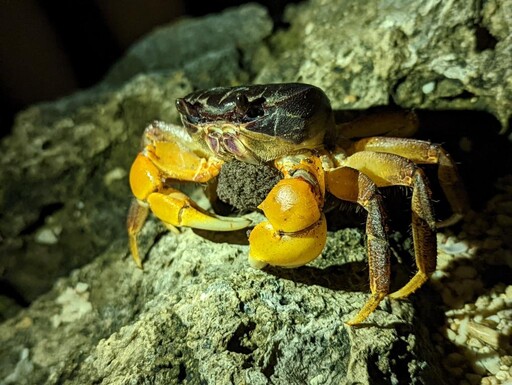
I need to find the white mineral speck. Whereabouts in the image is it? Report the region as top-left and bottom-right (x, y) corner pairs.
(75, 282), (89, 294)
(422, 81), (436, 94)
(104, 167), (127, 186)
(35, 228), (59, 245)
(438, 238), (469, 254)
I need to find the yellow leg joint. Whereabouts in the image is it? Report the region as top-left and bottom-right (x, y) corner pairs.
(129, 153), (162, 201)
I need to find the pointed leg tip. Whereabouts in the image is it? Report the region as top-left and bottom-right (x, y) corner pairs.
(131, 253), (144, 269)
(436, 213), (464, 228)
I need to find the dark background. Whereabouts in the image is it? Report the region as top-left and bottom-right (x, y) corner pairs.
(0, 0), (299, 139)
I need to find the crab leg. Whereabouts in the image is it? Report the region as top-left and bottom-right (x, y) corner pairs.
(248, 153), (328, 268)
(326, 167), (391, 325)
(349, 137), (468, 227)
(341, 151), (437, 301)
(127, 123), (251, 268)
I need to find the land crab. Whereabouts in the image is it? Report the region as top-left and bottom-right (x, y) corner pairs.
(127, 83), (468, 325)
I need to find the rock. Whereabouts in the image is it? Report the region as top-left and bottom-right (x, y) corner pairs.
(0, 227), (445, 384)
(104, 4), (273, 88)
(0, 4), (272, 302)
(257, 0), (511, 130)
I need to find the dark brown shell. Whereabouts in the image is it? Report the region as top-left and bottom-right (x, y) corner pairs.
(176, 83), (333, 144)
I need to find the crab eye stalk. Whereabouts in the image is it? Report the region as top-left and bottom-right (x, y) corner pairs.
(176, 98), (190, 114)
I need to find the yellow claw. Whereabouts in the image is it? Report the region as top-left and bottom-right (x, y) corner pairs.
(147, 191), (252, 231)
(248, 214), (327, 268)
(258, 178), (321, 233)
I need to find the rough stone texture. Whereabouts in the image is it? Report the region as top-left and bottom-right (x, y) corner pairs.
(103, 5), (272, 88)
(257, 0), (512, 130)
(0, 1), (511, 384)
(0, 224), (445, 385)
(0, 4), (272, 303)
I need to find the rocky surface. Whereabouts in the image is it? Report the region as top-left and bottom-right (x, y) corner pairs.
(258, 0), (512, 130)
(0, 4), (272, 303)
(0, 1), (511, 384)
(0, 223), (446, 384)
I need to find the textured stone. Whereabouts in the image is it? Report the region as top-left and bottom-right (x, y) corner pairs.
(0, 225), (445, 384)
(257, 0), (512, 130)
(0, 4), (272, 303)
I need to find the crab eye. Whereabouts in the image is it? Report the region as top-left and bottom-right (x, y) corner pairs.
(239, 96), (266, 122)
(235, 94), (249, 114)
(176, 98), (202, 123)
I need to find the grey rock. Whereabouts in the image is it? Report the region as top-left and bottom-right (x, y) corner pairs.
(0, 4), (272, 302)
(104, 4), (273, 87)
(257, 0), (511, 130)
(0, 226), (445, 384)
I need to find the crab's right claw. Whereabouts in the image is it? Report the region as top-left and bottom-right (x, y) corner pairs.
(147, 191), (252, 232)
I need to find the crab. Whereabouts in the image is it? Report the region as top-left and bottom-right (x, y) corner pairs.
(127, 83), (468, 325)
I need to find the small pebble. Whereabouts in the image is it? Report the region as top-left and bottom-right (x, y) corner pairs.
(480, 376), (498, 385)
(476, 296), (491, 308)
(481, 355), (501, 375)
(467, 337), (483, 349)
(489, 297), (505, 311)
(35, 228), (60, 245)
(75, 282), (89, 294)
(438, 239), (469, 254)
(495, 370), (508, 382)
(421, 81), (436, 94)
(506, 286), (512, 299)
(467, 322), (500, 349)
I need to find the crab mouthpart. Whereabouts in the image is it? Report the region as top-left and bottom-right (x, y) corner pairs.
(206, 129), (259, 164)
